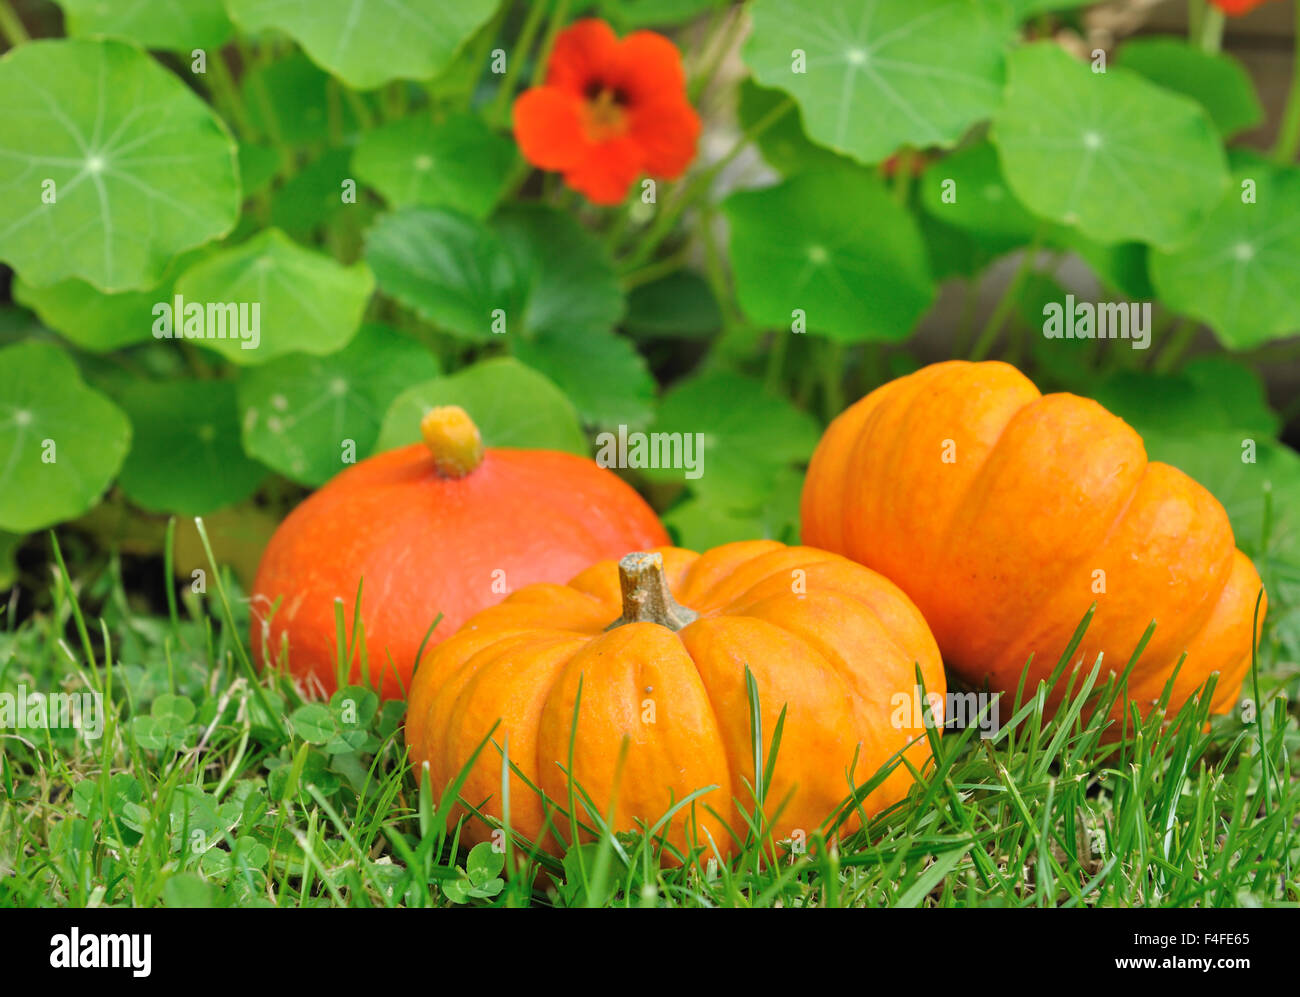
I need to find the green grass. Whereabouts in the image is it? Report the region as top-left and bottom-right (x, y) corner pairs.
(0, 523), (1296, 908)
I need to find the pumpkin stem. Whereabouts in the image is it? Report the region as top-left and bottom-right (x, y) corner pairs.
(421, 405), (484, 478)
(608, 551), (698, 632)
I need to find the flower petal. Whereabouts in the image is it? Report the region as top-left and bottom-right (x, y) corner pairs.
(612, 31), (689, 104)
(628, 99), (700, 179)
(546, 18), (621, 94)
(513, 86), (590, 171)
(564, 138), (642, 204)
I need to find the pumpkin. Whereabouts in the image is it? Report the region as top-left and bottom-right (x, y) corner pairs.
(405, 541), (944, 857)
(251, 406), (669, 699)
(801, 360), (1265, 725)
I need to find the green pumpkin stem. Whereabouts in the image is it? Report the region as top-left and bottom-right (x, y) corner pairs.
(608, 551), (698, 632)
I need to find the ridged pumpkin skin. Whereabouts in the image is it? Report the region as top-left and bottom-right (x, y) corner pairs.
(801, 360), (1265, 722)
(405, 541), (945, 857)
(251, 442), (669, 700)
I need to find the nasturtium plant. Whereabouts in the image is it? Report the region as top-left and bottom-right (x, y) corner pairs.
(12, 251), (198, 353)
(352, 114), (516, 215)
(117, 379), (265, 515)
(376, 357), (588, 456)
(1117, 37), (1264, 139)
(738, 80), (853, 176)
(239, 323), (440, 485)
(224, 0), (501, 90)
(745, 0), (1013, 164)
(241, 53), (363, 147)
(993, 42), (1228, 248)
(0, 39), (240, 291)
(174, 228), (375, 363)
(1150, 153), (1300, 349)
(54, 0), (235, 50)
(724, 168), (934, 342)
(919, 140), (1041, 244)
(643, 370), (820, 506)
(494, 205), (650, 426)
(365, 208), (521, 341)
(0, 341), (131, 532)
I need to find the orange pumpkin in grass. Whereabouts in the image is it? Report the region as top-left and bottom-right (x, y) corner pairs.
(801, 360), (1265, 726)
(405, 542), (945, 858)
(251, 406), (668, 699)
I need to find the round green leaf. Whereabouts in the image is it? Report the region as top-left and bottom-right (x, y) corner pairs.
(1118, 38), (1263, 139)
(54, 0), (235, 49)
(744, 0), (1013, 164)
(625, 271), (721, 339)
(722, 168), (934, 342)
(1150, 153), (1300, 349)
(225, 0), (501, 91)
(513, 328), (654, 428)
(375, 357), (587, 456)
(493, 204), (645, 426)
(0, 341), (131, 532)
(1092, 358), (1280, 439)
(663, 467), (802, 549)
(919, 140), (1039, 242)
(241, 53), (362, 147)
(1009, 0), (1091, 16)
(644, 371), (821, 505)
(353, 114), (515, 216)
(0, 39), (239, 291)
(992, 42), (1228, 248)
(365, 208), (521, 341)
(238, 323), (439, 485)
(496, 204), (625, 340)
(269, 148), (354, 240)
(738, 80), (852, 176)
(173, 229), (374, 364)
(117, 379), (265, 514)
(598, 0), (725, 29)
(13, 250), (201, 352)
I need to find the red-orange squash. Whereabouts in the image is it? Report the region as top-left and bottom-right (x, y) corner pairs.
(801, 360), (1265, 724)
(405, 542), (945, 857)
(251, 406), (668, 699)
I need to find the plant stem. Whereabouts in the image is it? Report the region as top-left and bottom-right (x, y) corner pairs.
(969, 234), (1042, 362)
(689, 3), (746, 102)
(489, 0), (549, 126)
(891, 147), (915, 204)
(1198, 3), (1226, 54)
(1272, 0), (1300, 162)
(620, 97), (794, 273)
(763, 329), (788, 392)
(699, 205), (741, 330)
(1153, 316), (1197, 373)
(820, 339), (845, 421)
(607, 552), (698, 631)
(206, 49), (257, 141)
(621, 246), (688, 290)
(530, 0), (571, 87)
(0, 0), (29, 46)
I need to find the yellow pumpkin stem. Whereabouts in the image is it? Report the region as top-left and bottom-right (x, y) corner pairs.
(608, 551), (698, 632)
(421, 405), (485, 478)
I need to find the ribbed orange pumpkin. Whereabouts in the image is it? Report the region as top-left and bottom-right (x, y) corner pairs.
(801, 360), (1265, 724)
(405, 542), (944, 857)
(251, 406), (668, 699)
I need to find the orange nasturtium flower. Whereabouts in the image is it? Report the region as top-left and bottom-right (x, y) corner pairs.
(512, 19), (701, 205)
(1210, 0), (1279, 14)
